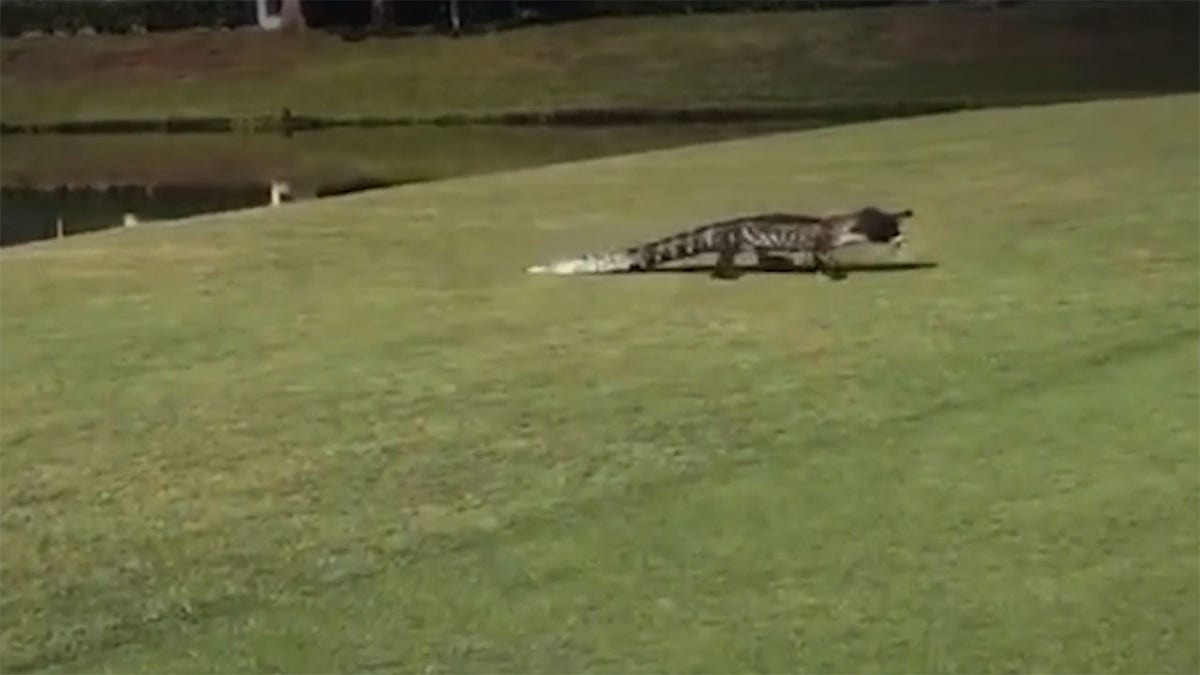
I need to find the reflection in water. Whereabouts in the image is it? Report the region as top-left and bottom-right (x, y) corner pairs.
(0, 183), (276, 247)
(0, 177), (435, 247)
(0, 122), (817, 247)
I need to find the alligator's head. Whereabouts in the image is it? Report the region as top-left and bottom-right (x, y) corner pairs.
(848, 206), (912, 247)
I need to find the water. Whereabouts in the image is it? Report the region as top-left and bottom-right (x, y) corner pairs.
(0, 183), (269, 246)
(0, 122), (817, 248)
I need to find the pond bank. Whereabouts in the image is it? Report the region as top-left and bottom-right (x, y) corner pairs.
(3, 92), (1191, 249)
(0, 92), (1174, 136)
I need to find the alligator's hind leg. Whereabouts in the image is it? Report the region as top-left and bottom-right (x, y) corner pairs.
(635, 244), (658, 272)
(712, 245), (741, 280)
(709, 226), (746, 279)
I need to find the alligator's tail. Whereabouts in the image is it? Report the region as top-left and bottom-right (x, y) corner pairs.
(526, 223), (720, 275)
(525, 251), (643, 275)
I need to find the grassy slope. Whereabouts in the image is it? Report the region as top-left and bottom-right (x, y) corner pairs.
(1, 2), (1197, 124)
(1, 94), (1198, 673)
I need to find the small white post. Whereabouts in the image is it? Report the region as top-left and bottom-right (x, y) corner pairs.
(123, 212), (139, 227)
(55, 217), (64, 239)
(270, 180), (291, 206)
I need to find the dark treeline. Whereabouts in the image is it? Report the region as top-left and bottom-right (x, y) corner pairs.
(306, 0), (959, 32)
(0, 0), (1028, 38)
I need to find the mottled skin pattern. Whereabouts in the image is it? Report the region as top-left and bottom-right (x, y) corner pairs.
(527, 206), (914, 280)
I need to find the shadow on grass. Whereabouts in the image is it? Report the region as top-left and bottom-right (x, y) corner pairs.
(611, 261), (939, 276)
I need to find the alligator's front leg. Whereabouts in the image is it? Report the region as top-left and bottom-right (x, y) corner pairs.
(812, 249), (847, 281)
(754, 247), (798, 271)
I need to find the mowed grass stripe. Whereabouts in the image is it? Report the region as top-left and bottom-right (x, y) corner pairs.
(2, 94), (1197, 672)
(60, 327), (1199, 674)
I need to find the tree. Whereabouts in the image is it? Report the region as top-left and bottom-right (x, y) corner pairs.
(370, 0), (392, 31)
(447, 0), (461, 37)
(280, 0), (307, 33)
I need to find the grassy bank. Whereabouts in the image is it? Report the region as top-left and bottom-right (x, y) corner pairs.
(2, 94), (1198, 673)
(1, 2), (1196, 125)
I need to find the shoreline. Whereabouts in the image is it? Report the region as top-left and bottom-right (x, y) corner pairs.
(2, 91), (1187, 136)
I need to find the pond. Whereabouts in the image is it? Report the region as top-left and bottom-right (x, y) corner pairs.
(0, 122), (820, 247)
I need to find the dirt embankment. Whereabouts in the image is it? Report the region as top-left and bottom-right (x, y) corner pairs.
(1, 29), (306, 86)
(2, 2), (1195, 127)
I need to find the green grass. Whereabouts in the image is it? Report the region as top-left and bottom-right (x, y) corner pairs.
(1, 93), (1198, 673)
(1, 2), (1196, 124)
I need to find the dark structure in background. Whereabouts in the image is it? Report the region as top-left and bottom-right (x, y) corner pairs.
(0, 0), (1031, 38)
